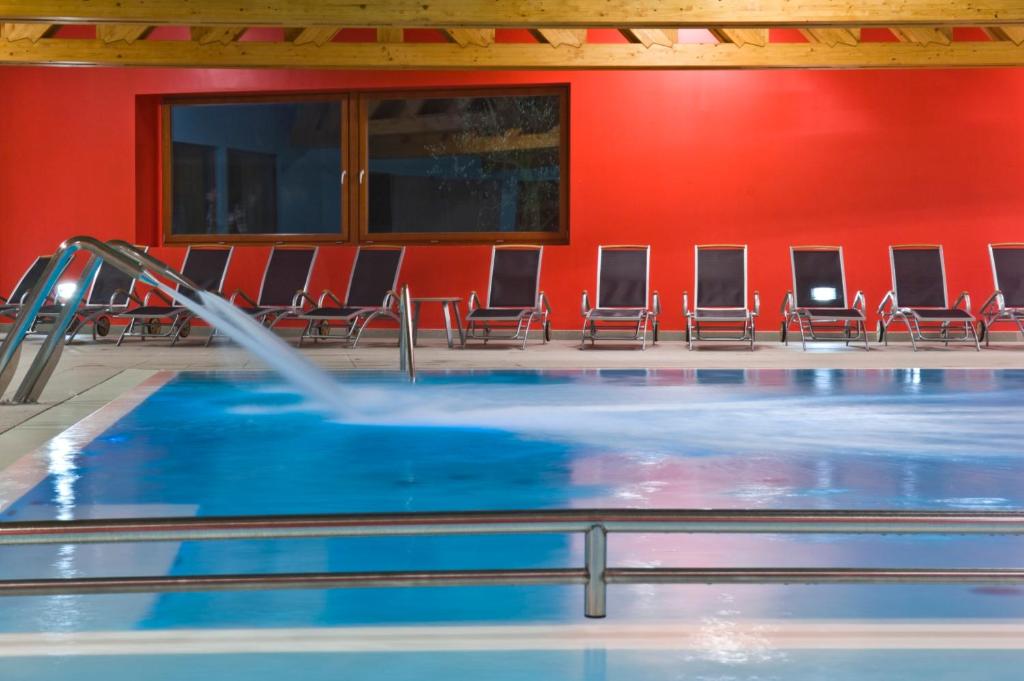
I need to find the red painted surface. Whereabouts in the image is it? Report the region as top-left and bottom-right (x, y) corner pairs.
(1, 65), (1022, 331)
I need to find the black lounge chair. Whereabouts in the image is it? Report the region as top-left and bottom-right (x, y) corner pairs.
(36, 248), (148, 343)
(296, 246), (404, 347)
(877, 244), (979, 351)
(580, 245), (660, 349)
(780, 245), (868, 351)
(0, 256), (53, 323)
(115, 246), (234, 346)
(979, 243), (1024, 346)
(208, 246), (319, 346)
(684, 244), (759, 350)
(465, 245), (550, 350)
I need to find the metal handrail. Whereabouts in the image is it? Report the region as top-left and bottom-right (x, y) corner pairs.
(398, 283), (416, 381)
(0, 237), (206, 403)
(4, 508), (1024, 617)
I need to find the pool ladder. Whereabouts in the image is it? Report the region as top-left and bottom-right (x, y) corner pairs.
(0, 236), (416, 404)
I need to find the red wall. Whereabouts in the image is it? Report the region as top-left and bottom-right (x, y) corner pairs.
(1, 65), (1023, 331)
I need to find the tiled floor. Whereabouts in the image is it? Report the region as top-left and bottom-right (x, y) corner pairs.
(0, 333), (1021, 468)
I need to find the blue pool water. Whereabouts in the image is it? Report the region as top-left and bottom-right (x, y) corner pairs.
(2, 369), (1024, 679)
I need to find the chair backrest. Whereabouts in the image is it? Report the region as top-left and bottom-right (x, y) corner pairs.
(790, 246), (847, 309)
(85, 247), (148, 308)
(7, 256), (52, 306)
(487, 246), (543, 308)
(597, 245), (649, 309)
(176, 247), (234, 302)
(345, 247), (405, 308)
(890, 245), (948, 308)
(990, 243), (1024, 309)
(695, 245), (747, 309)
(258, 247), (319, 307)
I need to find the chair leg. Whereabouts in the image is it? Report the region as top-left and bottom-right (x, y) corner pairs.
(969, 320), (981, 351)
(116, 318), (134, 346)
(900, 315), (918, 352)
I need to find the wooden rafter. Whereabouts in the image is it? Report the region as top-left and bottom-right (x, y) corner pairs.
(96, 24), (151, 44)
(283, 27), (340, 46)
(6, 38), (1024, 69)
(530, 29), (587, 48)
(984, 26), (1024, 45)
(620, 28), (675, 48)
(799, 28), (860, 46)
(1, 0), (1023, 28)
(1, 23), (54, 43)
(189, 26), (246, 45)
(890, 27), (952, 45)
(443, 28), (494, 48)
(709, 28), (769, 47)
(377, 27), (403, 43)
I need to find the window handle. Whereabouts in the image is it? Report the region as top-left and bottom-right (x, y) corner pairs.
(359, 170), (366, 185)
(340, 170), (347, 185)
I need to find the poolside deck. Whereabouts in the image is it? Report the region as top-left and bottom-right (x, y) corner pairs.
(0, 334), (1021, 469)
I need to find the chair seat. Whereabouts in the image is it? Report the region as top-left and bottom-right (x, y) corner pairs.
(468, 308), (531, 320)
(119, 306), (184, 318)
(804, 307), (864, 320)
(300, 306), (369, 319)
(589, 308), (648, 320)
(910, 308), (974, 321)
(694, 308), (749, 321)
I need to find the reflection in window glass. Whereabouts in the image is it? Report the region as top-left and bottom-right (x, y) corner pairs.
(170, 101), (341, 236)
(367, 93), (562, 235)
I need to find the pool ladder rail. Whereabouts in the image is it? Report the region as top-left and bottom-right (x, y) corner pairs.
(0, 236), (417, 404)
(2, 508), (1024, 618)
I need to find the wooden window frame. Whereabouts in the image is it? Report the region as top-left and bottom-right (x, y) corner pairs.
(161, 92), (353, 246)
(160, 85), (569, 246)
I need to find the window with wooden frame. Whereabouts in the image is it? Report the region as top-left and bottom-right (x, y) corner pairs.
(161, 85), (568, 246)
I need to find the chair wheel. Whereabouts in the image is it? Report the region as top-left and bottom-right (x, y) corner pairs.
(179, 320), (191, 338)
(652, 322), (659, 343)
(876, 321), (885, 343)
(146, 318), (162, 335)
(316, 320), (331, 337)
(95, 316), (111, 337)
(780, 321), (787, 344)
(978, 321), (987, 343)
(544, 321), (551, 342)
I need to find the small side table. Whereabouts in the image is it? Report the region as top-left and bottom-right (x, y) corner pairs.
(411, 297), (465, 349)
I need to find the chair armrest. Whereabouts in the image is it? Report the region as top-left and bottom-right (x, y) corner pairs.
(292, 289), (318, 309)
(752, 290), (760, 317)
(780, 291), (794, 317)
(651, 290), (661, 317)
(877, 290), (896, 316)
(228, 289), (258, 307)
(852, 290), (866, 313)
(468, 291), (481, 312)
(682, 291), (690, 318)
(110, 288), (142, 307)
(952, 290), (972, 315)
(980, 290), (1005, 316)
(383, 289), (400, 310)
(537, 291), (551, 315)
(581, 290), (591, 317)
(143, 288), (173, 306)
(317, 289), (343, 308)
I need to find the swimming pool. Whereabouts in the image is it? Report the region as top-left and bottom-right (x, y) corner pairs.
(2, 369), (1024, 679)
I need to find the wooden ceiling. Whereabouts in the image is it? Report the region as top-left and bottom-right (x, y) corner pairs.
(2, 0), (1024, 69)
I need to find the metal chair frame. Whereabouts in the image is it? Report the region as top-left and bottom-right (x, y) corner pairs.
(979, 243), (1024, 347)
(465, 245), (551, 351)
(581, 245), (660, 350)
(780, 245), (868, 351)
(684, 244), (759, 351)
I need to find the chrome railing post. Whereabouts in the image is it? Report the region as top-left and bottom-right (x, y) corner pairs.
(13, 254), (102, 403)
(584, 524), (607, 618)
(398, 284), (416, 381)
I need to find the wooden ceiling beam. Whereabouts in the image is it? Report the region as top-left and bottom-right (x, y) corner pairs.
(1, 23), (54, 43)
(2, 1), (1024, 28)
(283, 27), (340, 46)
(709, 28), (769, 47)
(530, 29), (587, 48)
(984, 26), (1024, 45)
(6, 38), (1024, 69)
(443, 29), (495, 48)
(190, 26), (246, 45)
(620, 29), (676, 48)
(96, 24), (151, 44)
(800, 28), (860, 46)
(890, 27), (953, 45)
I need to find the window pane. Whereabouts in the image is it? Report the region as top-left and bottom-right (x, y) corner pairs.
(170, 100), (341, 236)
(367, 93), (562, 235)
